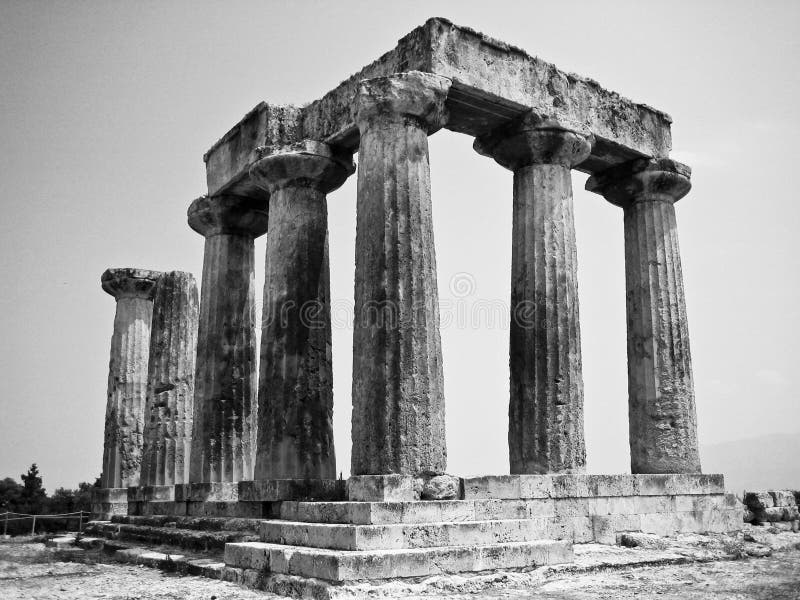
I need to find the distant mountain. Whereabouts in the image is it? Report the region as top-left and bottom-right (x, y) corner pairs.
(701, 433), (800, 495)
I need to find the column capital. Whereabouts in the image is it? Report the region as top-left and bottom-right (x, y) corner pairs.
(474, 113), (593, 170)
(586, 158), (692, 207)
(249, 140), (355, 195)
(187, 194), (268, 238)
(101, 268), (161, 300)
(354, 71), (451, 134)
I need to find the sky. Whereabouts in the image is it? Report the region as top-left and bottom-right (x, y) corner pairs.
(0, 0), (798, 492)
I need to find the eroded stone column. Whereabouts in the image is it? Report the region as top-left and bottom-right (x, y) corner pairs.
(586, 158), (701, 474)
(139, 271), (199, 486)
(249, 141), (354, 480)
(188, 195), (268, 483)
(351, 71), (451, 476)
(100, 268), (161, 488)
(475, 114), (592, 474)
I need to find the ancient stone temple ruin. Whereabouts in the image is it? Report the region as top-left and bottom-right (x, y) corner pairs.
(91, 18), (741, 593)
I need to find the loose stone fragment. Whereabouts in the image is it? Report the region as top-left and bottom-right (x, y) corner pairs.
(420, 475), (460, 500)
(769, 490), (796, 507)
(743, 491), (775, 510)
(618, 532), (668, 549)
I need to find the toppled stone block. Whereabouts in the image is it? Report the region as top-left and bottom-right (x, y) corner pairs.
(591, 516), (616, 545)
(420, 475), (460, 500)
(618, 532), (668, 549)
(753, 507), (785, 522)
(783, 506), (800, 520)
(770, 490), (797, 507)
(743, 491), (774, 509)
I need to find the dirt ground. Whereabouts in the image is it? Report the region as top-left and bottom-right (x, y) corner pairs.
(1, 535), (799, 599)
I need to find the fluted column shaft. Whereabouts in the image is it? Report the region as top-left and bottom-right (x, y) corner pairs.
(188, 195), (268, 483)
(249, 142), (354, 480)
(475, 114), (593, 474)
(351, 71), (451, 476)
(100, 268), (161, 488)
(140, 271), (199, 486)
(587, 158), (701, 473)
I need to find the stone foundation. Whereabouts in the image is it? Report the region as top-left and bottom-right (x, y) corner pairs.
(91, 488), (129, 520)
(95, 473), (741, 585)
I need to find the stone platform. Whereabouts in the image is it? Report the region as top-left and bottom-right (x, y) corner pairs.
(219, 473), (741, 584)
(124, 479), (346, 519)
(92, 474), (741, 588)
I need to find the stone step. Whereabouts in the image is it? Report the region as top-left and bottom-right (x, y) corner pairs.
(111, 514), (262, 534)
(461, 473), (725, 500)
(225, 538), (572, 581)
(282, 498), (562, 524)
(260, 518), (552, 550)
(85, 521), (259, 553)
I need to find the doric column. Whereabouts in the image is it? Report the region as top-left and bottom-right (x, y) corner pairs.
(139, 271), (199, 486)
(100, 267), (161, 488)
(249, 141), (354, 480)
(475, 113), (593, 474)
(586, 158), (701, 473)
(187, 195), (268, 483)
(351, 71), (451, 476)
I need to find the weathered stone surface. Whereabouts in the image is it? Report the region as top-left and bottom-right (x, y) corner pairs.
(259, 518), (552, 551)
(249, 141), (354, 481)
(618, 532), (668, 549)
(139, 272), (199, 486)
(462, 474), (725, 500)
(753, 507), (786, 523)
(744, 491), (775, 509)
(770, 490), (797, 507)
(421, 475), (460, 500)
(350, 72), (450, 476)
(587, 159), (700, 474)
(347, 475), (419, 502)
(224, 538), (573, 581)
(204, 19), (672, 197)
(91, 487), (129, 519)
(100, 267), (161, 489)
(475, 113), (592, 475)
(188, 195), (268, 484)
(238, 479), (345, 502)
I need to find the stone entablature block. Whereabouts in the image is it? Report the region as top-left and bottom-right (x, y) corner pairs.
(204, 17), (673, 199)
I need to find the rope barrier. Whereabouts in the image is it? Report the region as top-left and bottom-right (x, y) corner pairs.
(0, 511), (90, 518)
(1, 510), (91, 535)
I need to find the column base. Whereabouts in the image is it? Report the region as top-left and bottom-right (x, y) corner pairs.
(91, 487), (129, 520)
(238, 479), (345, 502)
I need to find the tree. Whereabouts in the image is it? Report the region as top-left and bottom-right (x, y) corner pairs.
(19, 464), (46, 514)
(0, 477), (23, 512)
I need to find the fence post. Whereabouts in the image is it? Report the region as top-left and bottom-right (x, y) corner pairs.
(31, 515), (36, 536)
(78, 511), (84, 533)
(3, 513), (7, 536)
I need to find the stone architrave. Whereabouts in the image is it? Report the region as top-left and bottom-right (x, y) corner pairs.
(586, 158), (701, 474)
(475, 114), (593, 475)
(100, 268), (161, 489)
(139, 271), (199, 486)
(187, 195), (268, 483)
(350, 71), (451, 476)
(249, 141), (354, 480)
